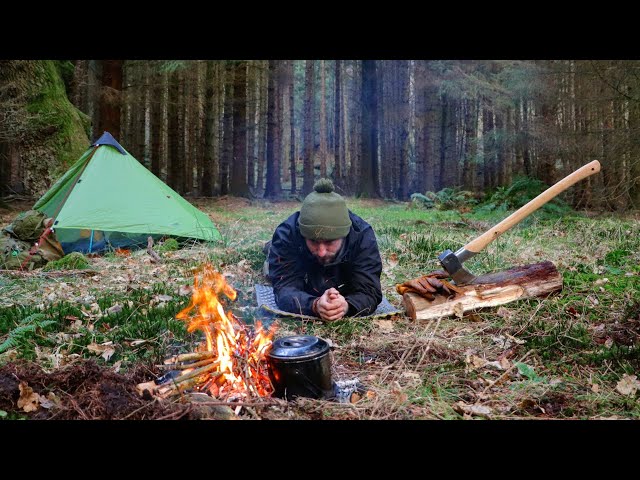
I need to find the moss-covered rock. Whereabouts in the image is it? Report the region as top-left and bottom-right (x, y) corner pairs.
(158, 238), (179, 252)
(42, 252), (89, 271)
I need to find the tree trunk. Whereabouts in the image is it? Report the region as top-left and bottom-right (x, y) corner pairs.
(98, 60), (123, 139)
(167, 69), (180, 191)
(264, 60), (282, 199)
(302, 60), (316, 195)
(231, 61), (250, 197)
(319, 60), (328, 178)
(256, 61), (268, 195)
(220, 61), (234, 196)
(150, 61), (163, 177)
(358, 60), (379, 198)
(289, 60), (297, 194)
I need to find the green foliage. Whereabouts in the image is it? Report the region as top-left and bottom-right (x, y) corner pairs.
(414, 188), (478, 211)
(409, 193), (435, 209)
(42, 252), (89, 271)
(477, 176), (572, 216)
(0, 313), (57, 353)
(158, 238), (179, 253)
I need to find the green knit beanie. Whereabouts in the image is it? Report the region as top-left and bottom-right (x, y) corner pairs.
(299, 179), (351, 240)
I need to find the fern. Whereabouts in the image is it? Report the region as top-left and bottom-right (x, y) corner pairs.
(0, 313), (57, 354)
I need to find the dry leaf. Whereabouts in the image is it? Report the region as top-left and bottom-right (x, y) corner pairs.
(591, 383), (600, 393)
(179, 285), (193, 296)
(17, 382), (40, 413)
(374, 319), (394, 333)
(453, 302), (465, 319)
(350, 392), (362, 403)
(106, 304), (123, 315)
(504, 333), (525, 345)
(454, 401), (493, 418)
(616, 374), (640, 396)
(466, 354), (487, 370)
(604, 337), (614, 349)
(387, 253), (398, 269)
(496, 307), (513, 320)
(113, 360), (122, 373)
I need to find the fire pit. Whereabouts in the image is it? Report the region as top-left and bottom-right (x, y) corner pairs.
(136, 264), (365, 406)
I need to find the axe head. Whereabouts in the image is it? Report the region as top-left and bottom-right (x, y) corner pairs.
(438, 248), (477, 285)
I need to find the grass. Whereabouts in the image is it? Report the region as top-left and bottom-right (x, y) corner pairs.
(1, 196), (639, 419)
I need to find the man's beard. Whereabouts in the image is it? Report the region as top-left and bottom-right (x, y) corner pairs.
(314, 253), (337, 265)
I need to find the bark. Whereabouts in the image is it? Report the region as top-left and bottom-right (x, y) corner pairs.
(333, 60), (343, 189)
(98, 60), (123, 139)
(358, 60), (379, 198)
(289, 60), (297, 194)
(221, 61), (234, 196)
(231, 61), (250, 197)
(264, 60), (282, 199)
(301, 59), (315, 195)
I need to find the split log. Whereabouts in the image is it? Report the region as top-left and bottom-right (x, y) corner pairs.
(147, 236), (162, 263)
(403, 261), (562, 321)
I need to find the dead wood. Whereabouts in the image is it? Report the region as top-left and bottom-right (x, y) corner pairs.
(403, 261), (563, 321)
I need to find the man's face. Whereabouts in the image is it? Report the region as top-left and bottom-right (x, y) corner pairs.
(304, 237), (344, 265)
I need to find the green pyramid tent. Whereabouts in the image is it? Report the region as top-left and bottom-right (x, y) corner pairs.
(34, 132), (221, 253)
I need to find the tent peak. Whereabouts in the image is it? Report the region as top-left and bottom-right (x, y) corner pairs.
(92, 131), (127, 155)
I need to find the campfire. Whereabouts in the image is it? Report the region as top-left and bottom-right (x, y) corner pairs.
(137, 264), (275, 401)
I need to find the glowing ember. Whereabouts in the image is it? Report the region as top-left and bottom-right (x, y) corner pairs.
(174, 263), (275, 399)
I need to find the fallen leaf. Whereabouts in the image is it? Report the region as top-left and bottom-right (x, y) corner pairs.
(106, 304), (123, 315)
(156, 294), (173, 302)
(616, 374), (640, 396)
(374, 319), (394, 333)
(453, 302), (464, 319)
(454, 401), (493, 418)
(179, 285), (193, 296)
(594, 278), (609, 286)
(504, 333), (526, 345)
(496, 307), (513, 320)
(387, 253), (398, 269)
(350, 392), (362, 403)
(587, 295), (600, 306)
(591, 383), (600, 393)
(466, 354), (487, 370)
(113, 360), (122, 373)
(17, 382), (40, 413)
(605, 337), (614, 349)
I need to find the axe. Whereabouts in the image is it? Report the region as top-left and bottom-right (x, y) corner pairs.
(438, 160), (601, 285)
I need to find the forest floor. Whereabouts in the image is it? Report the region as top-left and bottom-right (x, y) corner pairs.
(1, 196), (639, 420)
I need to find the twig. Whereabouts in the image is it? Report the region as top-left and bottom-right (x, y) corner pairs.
(417, 316), (442, 367)
(122, 398), (158, 420)
(0, 269), (99, 277)
(479, 349), (535, 398)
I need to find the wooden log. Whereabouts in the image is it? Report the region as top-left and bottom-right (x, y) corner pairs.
(403, 261), (562, 321)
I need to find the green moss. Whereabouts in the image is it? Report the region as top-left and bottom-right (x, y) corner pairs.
(42, 252), (89, 271)
(158, 238), (179, 252)
(22, 61), (90, 193)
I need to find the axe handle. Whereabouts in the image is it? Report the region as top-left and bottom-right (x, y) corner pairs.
(464, 160), (601, 254)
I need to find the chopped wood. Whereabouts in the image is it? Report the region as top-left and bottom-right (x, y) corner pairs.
(403, 261), (563, 321)
(147, 236), (162, 263)
(156, 358), (219, 370)
(164, 351), (217, 364)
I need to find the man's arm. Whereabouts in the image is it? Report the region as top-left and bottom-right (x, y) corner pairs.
(344, 227), (383, 316)
(267, 221), (317, 316)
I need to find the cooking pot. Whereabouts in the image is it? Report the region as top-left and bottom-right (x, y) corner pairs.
(267, 335), (334, 400)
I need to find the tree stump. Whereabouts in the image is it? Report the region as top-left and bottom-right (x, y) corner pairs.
(403, 261), (563, 321)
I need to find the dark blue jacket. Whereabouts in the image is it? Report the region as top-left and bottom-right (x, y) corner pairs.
(268, 210), (382, 317)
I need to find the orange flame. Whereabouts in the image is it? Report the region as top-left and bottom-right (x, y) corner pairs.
(176, 263), (275, 398)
